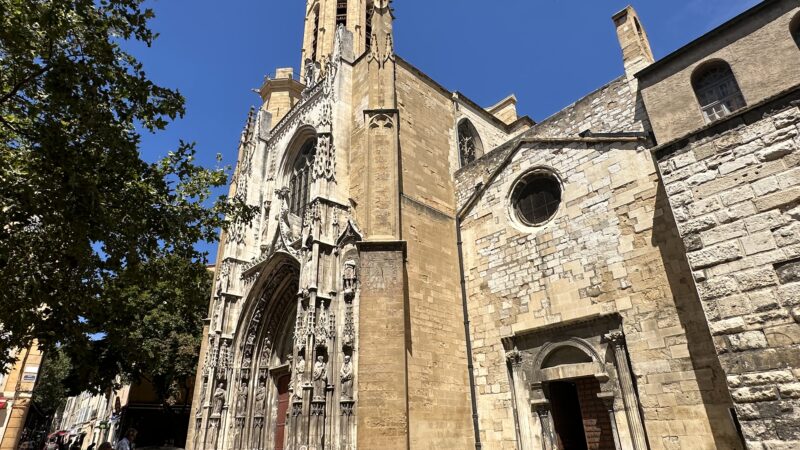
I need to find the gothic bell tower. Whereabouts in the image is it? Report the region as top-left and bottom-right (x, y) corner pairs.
(301, 0), (376, 77)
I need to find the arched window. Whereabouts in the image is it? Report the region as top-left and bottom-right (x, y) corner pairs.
(791, 13), (800, 50)
(457, 119), (483, 167)
(289, 138), (316, 217)
(692, 60), (746, 123)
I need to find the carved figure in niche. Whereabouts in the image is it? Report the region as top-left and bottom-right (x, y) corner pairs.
(254, 383), (267, 416)
(246, 332), (256, 347)
(236, 383), (248, 417)
(294, 354), (306, 400)
(342, 260), (357, 300)
(218, 340), (231, 375)
(211, 383), (226, 416)
(312, 356), (328, 401)
(259, 338), (272, 368)
(242, 346), (253, 369)
(340, 355), (354, 401)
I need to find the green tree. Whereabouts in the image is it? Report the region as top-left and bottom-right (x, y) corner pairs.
(32, 348), (71, 417)
(0, 0), (253, 397)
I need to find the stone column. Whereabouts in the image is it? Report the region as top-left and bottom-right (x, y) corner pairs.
(598, 391), (622, 450)
(507, 349), (536, 450)
(605, 331), (649, 450)
(532, 399), (555, 450)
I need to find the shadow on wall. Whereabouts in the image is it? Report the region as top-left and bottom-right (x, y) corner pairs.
(650, 179), (745, 450)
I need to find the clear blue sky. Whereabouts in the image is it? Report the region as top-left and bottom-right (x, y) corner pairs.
(129, 0), (759, 261)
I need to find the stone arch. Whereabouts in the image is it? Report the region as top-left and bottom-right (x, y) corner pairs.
(531, 338), (606, 384)
(456, 118), (483, 167)
(279, 126), (319, 218)
(227, 254), (301, 450)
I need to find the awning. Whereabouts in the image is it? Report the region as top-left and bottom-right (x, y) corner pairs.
(47, 431), (68, 438)
(0, 397), (7, 409)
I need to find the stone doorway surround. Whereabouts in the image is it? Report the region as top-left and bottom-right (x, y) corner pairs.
(503, 313), (650, 450)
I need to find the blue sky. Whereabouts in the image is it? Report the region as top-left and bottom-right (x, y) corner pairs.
(129, 0), (760, 261)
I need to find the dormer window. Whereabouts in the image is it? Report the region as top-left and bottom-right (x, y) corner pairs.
(290, 138), (317, 217)
(692, 61), (746, 123)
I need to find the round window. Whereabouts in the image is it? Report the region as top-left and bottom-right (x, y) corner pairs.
(512, 171), (562, 226)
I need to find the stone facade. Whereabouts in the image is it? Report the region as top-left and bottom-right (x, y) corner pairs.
(188, 1), (800, 449)
(655, 93), (800, 448)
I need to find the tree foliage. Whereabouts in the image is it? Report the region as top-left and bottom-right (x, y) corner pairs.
(32, 347), (71, 417)
(0, 0), (253, 399)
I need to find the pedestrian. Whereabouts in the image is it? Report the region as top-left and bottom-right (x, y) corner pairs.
(98, 443), (113, 450)
(116, 428), (137, 450)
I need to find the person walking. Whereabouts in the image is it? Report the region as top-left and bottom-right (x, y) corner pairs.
(116, 429), (137, 450)
(98, 443), (113, 450)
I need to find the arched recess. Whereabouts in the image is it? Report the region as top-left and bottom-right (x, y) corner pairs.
(531, 338), (607, 384)
(691, 59), (746, 123)
(227, 254), (301, 450)
(280, 126), (319, 219)
(791, 12), (800, 50)
(457, 119), (484, 167)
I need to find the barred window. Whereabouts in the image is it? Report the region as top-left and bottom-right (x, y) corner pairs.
(692, 61), (746, 123)
(289, 139), (317, 217)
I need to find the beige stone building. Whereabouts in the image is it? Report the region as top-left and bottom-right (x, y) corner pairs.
(0, 346), (43, 450)
(188, 1), (800, 449)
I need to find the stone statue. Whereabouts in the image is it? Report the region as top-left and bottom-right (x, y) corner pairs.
(340, 355), (354, 401)
(212, 383), (226, 416)
(343, 260), (357, 300)
(294, 354), (306, 400)
(312, 356), (328, 401)
(254, 383), (267, 416)
(236, 383), (248, 417)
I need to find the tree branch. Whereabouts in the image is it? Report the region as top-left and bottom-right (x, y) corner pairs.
(0, 65), (52, 106)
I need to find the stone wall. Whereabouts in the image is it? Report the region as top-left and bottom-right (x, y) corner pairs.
(394, 63), (476, 448)
(655, 94), (800, 449)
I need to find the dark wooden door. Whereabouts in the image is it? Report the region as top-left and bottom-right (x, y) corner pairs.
(274, 374), (291, 450)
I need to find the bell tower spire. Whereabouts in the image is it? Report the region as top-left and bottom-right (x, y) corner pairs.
(301, 0), (382, 79)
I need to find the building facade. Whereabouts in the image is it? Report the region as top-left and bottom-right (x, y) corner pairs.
(189, 1), (800, 449)
(0, 346), (43, 450)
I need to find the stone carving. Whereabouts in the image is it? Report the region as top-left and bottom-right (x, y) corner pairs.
(294, 355), (306, 400)
(343, 259), (357, 300)
(254, 383), (266, 416)
(236, 383), (248, 417)
(313, 133), (335, 180)
(312, 356), (328, 401)
(362, 252), (401, 291)
(340, 355), (354, 401)
(211, 383), (226, 417)
(259, 337), (272, 368)
(218, 340), (231, 377)
(505, 348), (523, 367)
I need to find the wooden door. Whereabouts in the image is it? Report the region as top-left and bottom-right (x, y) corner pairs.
(274, 374), (291, 450)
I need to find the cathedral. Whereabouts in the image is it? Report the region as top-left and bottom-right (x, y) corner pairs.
(188, 1), (800, 449)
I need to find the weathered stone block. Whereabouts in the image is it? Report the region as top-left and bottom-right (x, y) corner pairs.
(728, 331), (769, 351)
(731, 386), (778, 403)
(735, 268), (778, 292)
(754, 187), (800, 212)
(741, 231), (777, 256)
(776, 260), (800, 285)
(688, 242), (743, 269)
(710, 317), (747, 336)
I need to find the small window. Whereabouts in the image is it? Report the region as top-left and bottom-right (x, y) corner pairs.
(336, 1), (347, 27)
(311, 6), (320, 61)
(457, 119), (483, 167)
(692, 61), (746, 123)
(792, 13), (800, 50)
(365, 1), (375, 51)
(289, 138), (317, 217)
(512, 170), (562, 227)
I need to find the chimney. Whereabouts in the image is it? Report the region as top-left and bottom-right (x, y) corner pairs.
(613, 6), (655, 79)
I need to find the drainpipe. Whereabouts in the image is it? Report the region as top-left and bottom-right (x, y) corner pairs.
(456, 182), (485, 450)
